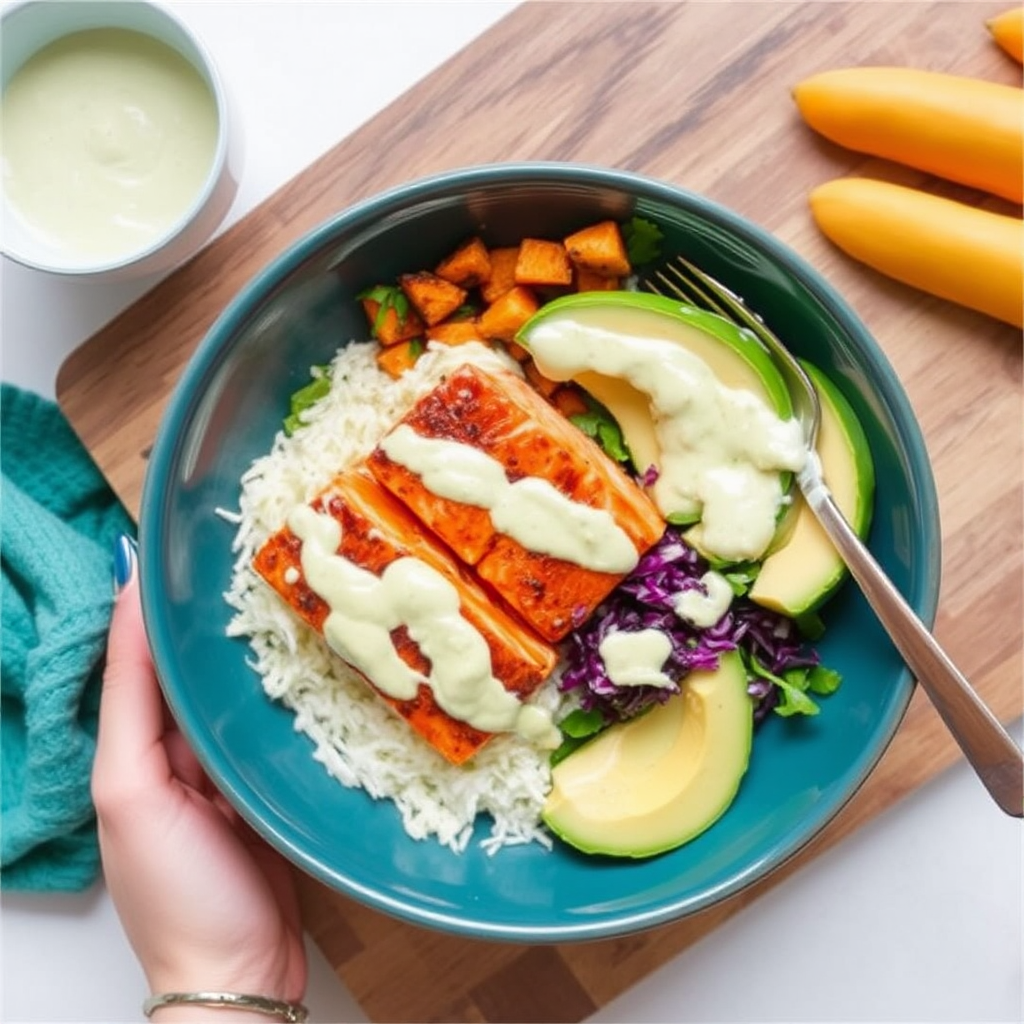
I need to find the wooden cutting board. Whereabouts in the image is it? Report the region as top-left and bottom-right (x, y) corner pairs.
(57, 3), (1022, 1021)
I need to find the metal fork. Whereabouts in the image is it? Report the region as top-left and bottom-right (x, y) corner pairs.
(645, 256), (1023, 818)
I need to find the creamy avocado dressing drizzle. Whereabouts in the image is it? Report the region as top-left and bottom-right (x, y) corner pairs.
(598, 629), (676, 689)
(380, 423), (639, 573)
(525, 319), (806, 562)
(599, 570), (734, 688)
(287, 504), (560, 747)
(674, 570), (734, 628)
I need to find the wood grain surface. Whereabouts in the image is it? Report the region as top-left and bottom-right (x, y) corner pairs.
(57, 3), (1022, 1022)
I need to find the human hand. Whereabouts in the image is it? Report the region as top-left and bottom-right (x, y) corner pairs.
(91, 536), (307, 1021)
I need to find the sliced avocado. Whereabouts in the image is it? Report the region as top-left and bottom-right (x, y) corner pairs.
(518, 292), (793, 489)
(542, 650), (753, 858)
(749, 361), (875, 617)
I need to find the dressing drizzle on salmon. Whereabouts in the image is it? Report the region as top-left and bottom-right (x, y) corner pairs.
(253, 468), (558, 765)
(368, 364), (666, 641)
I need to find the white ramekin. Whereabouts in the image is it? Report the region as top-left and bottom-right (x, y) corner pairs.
(0, 0), (242, 281)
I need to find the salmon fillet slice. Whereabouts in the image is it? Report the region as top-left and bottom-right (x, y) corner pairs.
(367, 363), (666, 641)
(252, 467), (558, 765)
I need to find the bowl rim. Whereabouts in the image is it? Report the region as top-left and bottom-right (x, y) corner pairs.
(0, 0), (233, 278)
(141, 161), (941, 941)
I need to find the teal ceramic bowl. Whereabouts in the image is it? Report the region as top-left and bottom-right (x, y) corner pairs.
(140, 163), (939, 941)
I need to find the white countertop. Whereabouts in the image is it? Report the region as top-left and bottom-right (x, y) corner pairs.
(1, 3), (1021, 1022)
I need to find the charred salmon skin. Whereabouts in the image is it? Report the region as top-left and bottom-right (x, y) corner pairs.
(252, 467), (558, 765)
(367, 363), (665, 641)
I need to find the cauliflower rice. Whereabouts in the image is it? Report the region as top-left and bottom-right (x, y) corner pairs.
(223, 339), (571, 854)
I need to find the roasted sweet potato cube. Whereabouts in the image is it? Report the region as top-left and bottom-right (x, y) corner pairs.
(575, 267), (622, 292)
(435, 237), (492, 288)
(361, 293), (425, 346)
(399, 272), (468, 327)
(426, 319), (486, 346)
(504, 340), (531, 362)
(514, 238), (573, 287)
(252, 469), (558, 765)
(523, 358), (560, 399)
(564, 220), (632, 277)
(376, 338), (422, 379)
(551, 385), (590, 419)
(480, 246), (520, 304)
(477, 286), (540, 343)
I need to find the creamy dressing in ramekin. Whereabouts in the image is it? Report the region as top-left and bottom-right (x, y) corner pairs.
(1, 27), (219, 260)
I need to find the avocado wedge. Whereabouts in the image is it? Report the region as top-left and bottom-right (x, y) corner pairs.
(749, 361), (875, 617)
(542, 650), (753, 858)
(518, 291), (792, 484)
(517, 291), (801, 560)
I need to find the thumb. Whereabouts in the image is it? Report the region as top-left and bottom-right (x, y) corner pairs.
(93, 536), (170, 798)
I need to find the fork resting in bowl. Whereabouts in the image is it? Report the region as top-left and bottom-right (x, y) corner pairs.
(645, 256), (1023, 818)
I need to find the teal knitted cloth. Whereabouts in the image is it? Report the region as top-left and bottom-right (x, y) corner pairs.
(1, 383), (134, 891)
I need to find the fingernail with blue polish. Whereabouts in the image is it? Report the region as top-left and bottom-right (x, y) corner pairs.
(113, 533), (138, 595)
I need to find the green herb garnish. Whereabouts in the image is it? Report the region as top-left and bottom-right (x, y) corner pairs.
(357, 284), (411, 336)
(805, 664), (842, 696)
(745, 651), (822, 718)
(283, 364), (332, 436)
(700, 556), (761, 598)
(570, 397), (631, 463)
(560, 707), (607, 738)
(550, 707), (608, 767)
(622, 215), (664, 268)
(721, 563), (760, 598)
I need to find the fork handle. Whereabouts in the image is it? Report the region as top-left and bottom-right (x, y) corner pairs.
(801, 474), (1023, 817)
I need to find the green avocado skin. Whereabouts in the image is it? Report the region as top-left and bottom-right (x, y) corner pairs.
(804, 359), (876, 530)
(749, 359), (875, 617)
(518, 290), (794, 419)
(517, 290), (797, 528)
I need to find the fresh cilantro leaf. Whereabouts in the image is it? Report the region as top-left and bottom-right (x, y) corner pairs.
(778, 661), (842, 698)
(806, 664), (842, 696)
(549, 708), (610, 767)
(723, 562), (760, 597)
(700, 556), (760, 597)
(568, 409), (602, 437)
(622, 215), (664, 268)
(746, 652), (821, 718)
(781, 666), (810, 690)
(723, 573), (753, 597)
(559, 707), (606, 739)
(596, 420), (630, 462)
(409, 338), (425, 359)
(774, 680), (821, 718)
(570, 400), (631, 463)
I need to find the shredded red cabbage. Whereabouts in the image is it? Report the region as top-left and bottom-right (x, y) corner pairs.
(558, 527), (821, 724)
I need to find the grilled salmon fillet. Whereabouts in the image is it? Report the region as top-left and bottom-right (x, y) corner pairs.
(367, 363), (665, 641)
(252, 468), (558, 765)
